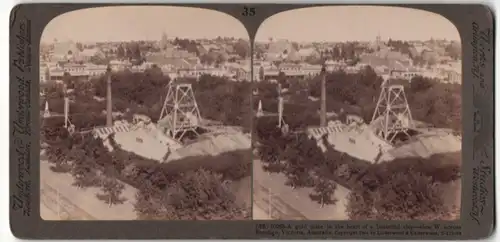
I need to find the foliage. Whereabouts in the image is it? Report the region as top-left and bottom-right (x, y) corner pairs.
(255, 119), (461, 219)
(233, 39), (250, 58)
(256, 66), (461, 133)
(42, 123), (251, 219)
(320, 42), (366, 61)
(160, 169), (243, 220)
(134, 180), (175, 220)
(116, 43), (143, 63)
(96, 176), (126, 207)
(42, 69), (252, 130)
(444, 41), (461, 60)
(173, 38), (200, 55)
(346, 171), (455, 220)
(387, 39), (413, 58)
(309, 178), (338, 208)
(68, 140), (102, 188)
(193, 75), (252, 129)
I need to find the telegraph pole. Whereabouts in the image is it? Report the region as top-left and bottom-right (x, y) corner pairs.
(268, 171), (272, 219)
(106, 66), (113, 127)
(268, 188), (272, 219)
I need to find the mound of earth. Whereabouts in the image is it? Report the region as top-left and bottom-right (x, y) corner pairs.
(166, 132), (250, 162)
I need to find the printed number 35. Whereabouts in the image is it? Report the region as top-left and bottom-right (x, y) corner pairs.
(242, 6), (256, 16)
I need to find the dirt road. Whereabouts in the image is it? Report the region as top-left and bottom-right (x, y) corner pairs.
(253, 159), (349, 220)
(252, 205), (270, 220)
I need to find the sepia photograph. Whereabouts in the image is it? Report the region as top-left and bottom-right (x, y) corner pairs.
(252, 6), (462, 220)
(39, 6), (252, 220)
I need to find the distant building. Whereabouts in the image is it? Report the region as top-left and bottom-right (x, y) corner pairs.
(159, 32), (170, 50)
(370, 33), (388, 51)
(40, 62), (48, 83)
(130, 62), (155, 73)
(260, 63), (322, 80)
(324, 59), (348, 72)
(86, 64), (108, 77)
(390, 70), (421, 82)
(146, 53), (192, 70)
(52, 40), (80, 61)
(46, 62), (107, 82)
(431, 60), (462, 84)
(109, 60), (132, 72)
(447, 70), (461, 84)
(297, 47), (320, 61)
(234, 66), (253, 81)
(265, 39), (294, 61)
(74, 48), (105, 62)
(163, 47), (196, 59)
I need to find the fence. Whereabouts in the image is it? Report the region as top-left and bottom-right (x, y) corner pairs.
(253, 177), (308, 220)
(40, 181), (96, 220)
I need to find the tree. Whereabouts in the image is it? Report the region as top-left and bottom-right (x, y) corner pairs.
(277, 71), (287, 85)
(62, 72), (74, 89)
(134, 180), (175, 220)
(259, 66), (265, 81)
(42, 76), (253, 218)
(421, 50), (438, 66)
(346, 170), (455, 220)
(46, 145), (72, 173)
(285, 134), (325, 188)
(233, 39), (250, 58)
(131, 43), (143, 64)
(164, 168), (242, 220)
(254, 79), (461, 217)
(215, 52), (228, 66)
(409, 76), (434, 93)
(117, 45), (125, 59)
(445, 42), (461, 60)
(200, 53), (216, 65)
(125, 47), (133, 60)
(71, 157), (101, 188)
(309, 178), (338, 208)
(96, 177), (126, 207)
(76, 42), (84, 51)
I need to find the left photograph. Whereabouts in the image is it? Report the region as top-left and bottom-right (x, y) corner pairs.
(39, 6), (252, 220)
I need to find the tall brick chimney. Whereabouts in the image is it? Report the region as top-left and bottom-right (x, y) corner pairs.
(320, 64), (327, 127)
(106, 66), (113, 127)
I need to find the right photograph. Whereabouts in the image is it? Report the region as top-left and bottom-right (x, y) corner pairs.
(252, 6), (462, 220)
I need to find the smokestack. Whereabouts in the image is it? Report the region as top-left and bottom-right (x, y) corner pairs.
(277, 83), (283, 128)
(64, 97), (69, 128)
(63, 84), (69, 128)
(320, 65), (327, 127)
(106, 67), (113, 127)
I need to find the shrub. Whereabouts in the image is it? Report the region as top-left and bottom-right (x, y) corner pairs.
(42, 71), (253, 219)
(43, 123), (251, 219)
(347, 170), (455, 220)
(96, 177), (126, 207)
(254, 118), (461, 219)
(134, 168), (247, 220)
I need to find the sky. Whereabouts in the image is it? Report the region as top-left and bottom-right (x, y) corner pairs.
(255, 6), (461, 42)
(41, 6), (249, 43)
